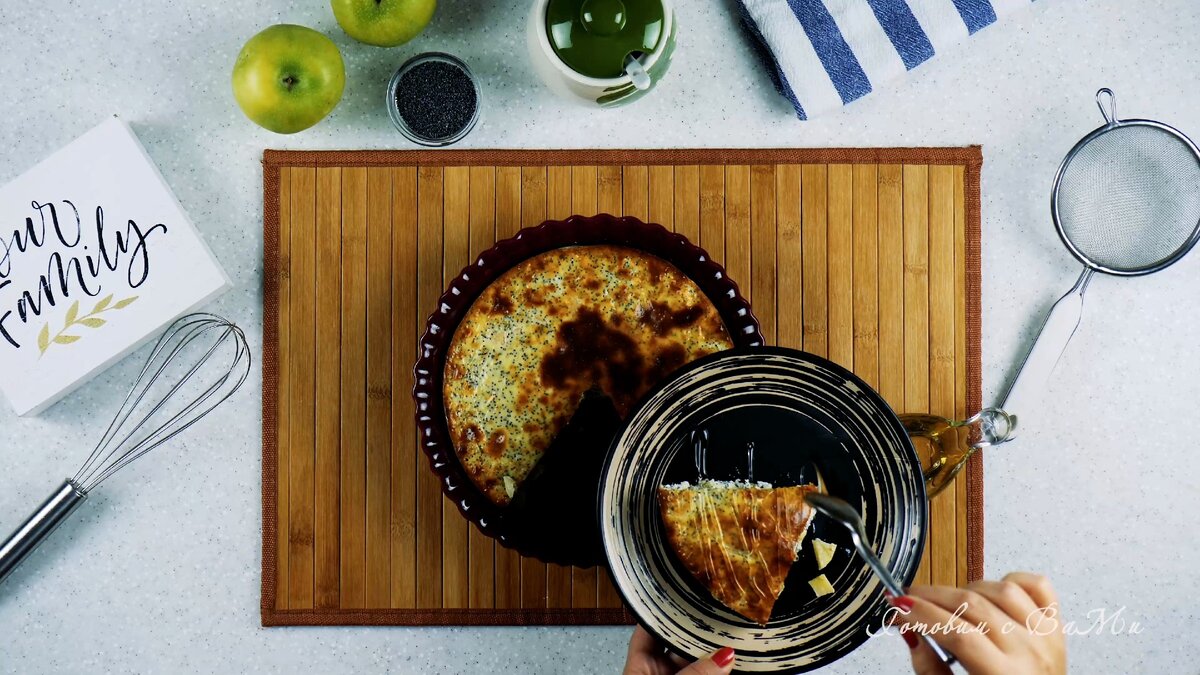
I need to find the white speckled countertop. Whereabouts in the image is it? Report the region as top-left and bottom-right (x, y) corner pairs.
(1, 1), (1198, 673)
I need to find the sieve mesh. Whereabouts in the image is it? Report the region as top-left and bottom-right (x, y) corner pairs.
(1054, 124), (1200, 272)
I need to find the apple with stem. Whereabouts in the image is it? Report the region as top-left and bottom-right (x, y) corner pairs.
(332, 0), (437, 48)
(231, 25), (345, 134)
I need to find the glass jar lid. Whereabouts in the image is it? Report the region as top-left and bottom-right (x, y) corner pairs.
(544, 0), (665, 80)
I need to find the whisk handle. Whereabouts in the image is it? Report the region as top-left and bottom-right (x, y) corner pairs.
(0, 479), (87, 586)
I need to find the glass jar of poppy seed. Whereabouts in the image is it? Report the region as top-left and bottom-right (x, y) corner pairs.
(387, 52), (481, 147)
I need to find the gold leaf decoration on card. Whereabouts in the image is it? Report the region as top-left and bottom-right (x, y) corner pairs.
(39, 294), (140, 357)
(64, 301), (79, 327)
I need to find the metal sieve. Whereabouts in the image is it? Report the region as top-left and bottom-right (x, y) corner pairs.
(1001, 88), (1200, 434)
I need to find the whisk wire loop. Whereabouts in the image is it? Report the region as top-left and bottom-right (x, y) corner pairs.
(71, 313), (251, 492)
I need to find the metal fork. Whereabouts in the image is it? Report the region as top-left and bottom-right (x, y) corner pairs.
(804, 492), (958, 668)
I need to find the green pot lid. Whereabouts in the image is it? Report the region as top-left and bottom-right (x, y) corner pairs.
(545, 0), (665, 79)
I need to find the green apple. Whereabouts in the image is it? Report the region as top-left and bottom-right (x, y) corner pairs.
(332, 0), (437, 48)
(232, 25), (345, 134)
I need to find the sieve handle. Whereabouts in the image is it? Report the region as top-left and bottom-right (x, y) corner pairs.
(1000, 268), (1093, 437)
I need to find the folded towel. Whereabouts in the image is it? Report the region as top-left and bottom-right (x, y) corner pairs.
(737, 0), (1034, 119)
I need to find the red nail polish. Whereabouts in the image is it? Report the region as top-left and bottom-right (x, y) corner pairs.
(889, 595), (914, 612)
(901, 629), (919, 649)
(712, 647), (735, 667)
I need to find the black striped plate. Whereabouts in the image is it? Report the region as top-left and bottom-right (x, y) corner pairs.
(599, 347), (926, 673)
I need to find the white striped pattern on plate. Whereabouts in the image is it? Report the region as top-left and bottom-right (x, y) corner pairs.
(600, 348), (927, 673)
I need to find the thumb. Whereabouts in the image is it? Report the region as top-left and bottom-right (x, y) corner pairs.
(678, 647), (736, 675)
(904, 628), (953, 675)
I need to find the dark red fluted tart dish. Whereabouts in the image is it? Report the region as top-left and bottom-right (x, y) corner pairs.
(413, 214), (761, 566)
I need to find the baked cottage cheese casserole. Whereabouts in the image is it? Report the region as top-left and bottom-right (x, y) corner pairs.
(443, 244), (734, 505)
(658, 480), (819, 625)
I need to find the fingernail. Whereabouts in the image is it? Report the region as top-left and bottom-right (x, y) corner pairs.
(889, 595), (914, 612)
(712, 647), (735, 667)
(901, 629), (919, 649)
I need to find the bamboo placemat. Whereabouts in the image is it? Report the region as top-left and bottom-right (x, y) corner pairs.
(260, 147), (984, 626)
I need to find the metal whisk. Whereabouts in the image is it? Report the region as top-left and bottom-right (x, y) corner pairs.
(0, 313), (251, 585)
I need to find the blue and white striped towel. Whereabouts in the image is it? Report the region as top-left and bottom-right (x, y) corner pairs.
(737, 0), (1034, 119)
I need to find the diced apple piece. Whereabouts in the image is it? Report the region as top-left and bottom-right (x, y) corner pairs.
(808, 574), (834, 597)
(812, 538), (837, 570)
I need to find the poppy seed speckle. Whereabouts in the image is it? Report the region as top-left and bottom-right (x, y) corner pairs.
(395, 60), (478, 143)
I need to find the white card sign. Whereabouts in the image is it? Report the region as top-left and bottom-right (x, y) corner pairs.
(0, 117), (231, 416)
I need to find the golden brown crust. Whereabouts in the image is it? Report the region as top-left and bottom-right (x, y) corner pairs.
(444, 245), (734, 505)
(657, 482), (818, 625)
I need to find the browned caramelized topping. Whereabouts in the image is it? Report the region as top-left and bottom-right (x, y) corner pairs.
(540, 308), (646, 416)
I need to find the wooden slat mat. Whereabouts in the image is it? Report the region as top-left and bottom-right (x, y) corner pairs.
(261, 148), (984, 626)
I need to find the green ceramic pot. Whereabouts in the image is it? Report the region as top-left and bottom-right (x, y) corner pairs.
(527, 0), (676, 107)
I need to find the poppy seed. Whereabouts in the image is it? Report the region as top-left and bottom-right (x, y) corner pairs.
(394, 60), (478, 143)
